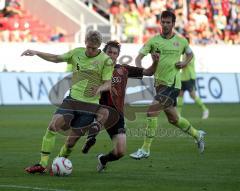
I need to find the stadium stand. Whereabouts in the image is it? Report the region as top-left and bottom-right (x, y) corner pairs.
(0, 0), (239, 44)
(0, 0), (66, 42)
(84, 0), (240, 45)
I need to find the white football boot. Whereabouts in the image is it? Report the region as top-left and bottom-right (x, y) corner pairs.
(129, 149), (150, 159)
(196, 130), (206, 153)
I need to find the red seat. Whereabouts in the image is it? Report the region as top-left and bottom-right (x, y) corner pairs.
(1, 6), (56, 42)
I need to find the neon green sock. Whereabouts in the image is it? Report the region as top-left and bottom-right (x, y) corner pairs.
(40, 129), (57, 167)
(177, 96), (184, 115)
(141, 117), (157, 153)
(58, 144), (73, 158)
(175, 117), (199, 139)
(194, 96), (207, 111)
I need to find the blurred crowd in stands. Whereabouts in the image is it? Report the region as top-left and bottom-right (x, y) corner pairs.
(0, 0), (66, 42)
(95, 0), (240, 45)
(0, 0), (239, 45)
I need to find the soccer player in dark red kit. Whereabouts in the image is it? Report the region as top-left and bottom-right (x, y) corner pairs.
(80, 41), (159, 172)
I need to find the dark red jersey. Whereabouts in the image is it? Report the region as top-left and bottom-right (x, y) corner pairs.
(100, 64), (143, 115)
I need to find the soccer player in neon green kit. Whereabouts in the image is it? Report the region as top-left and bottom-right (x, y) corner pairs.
(178, 52), (209, 119)
(130, 10), (206, 159)
(21, 30), (114, 173)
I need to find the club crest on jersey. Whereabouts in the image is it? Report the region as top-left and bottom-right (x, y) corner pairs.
(173, 42), (180, 47)
(92, 60), (100, 65)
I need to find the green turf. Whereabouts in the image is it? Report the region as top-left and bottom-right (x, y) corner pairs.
(0, 104), (240, 191)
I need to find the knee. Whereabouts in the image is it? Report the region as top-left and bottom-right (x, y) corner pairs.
(179, 91), (184, 97)
(189, 91), (196, 99)
(48, 114), (71, 131)
(48, 121), (57, 132)
(167, 116), (179, 125)
(190, 94), (195, 99)
(98, 108), (109, 121)
(48, 120), (67, 132)
(102, 108), (109, 117)
(147, 112), (158, 118)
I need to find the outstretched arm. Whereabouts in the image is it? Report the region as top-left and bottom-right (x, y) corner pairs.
(143, 52), (160, 76)
(135, 53), (145, 68)
(21, 49), (64, 63)
(126, 52), (159, 78)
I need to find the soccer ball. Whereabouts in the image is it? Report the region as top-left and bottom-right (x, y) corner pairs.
(52, 157), (72, 176)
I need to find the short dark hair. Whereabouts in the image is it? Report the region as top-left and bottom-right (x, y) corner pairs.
(103, 40), (121, 53)
(161, 10), (176, 23)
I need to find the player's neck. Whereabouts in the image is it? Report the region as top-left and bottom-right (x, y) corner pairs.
(85, 49), (101, 58)
(160, 32), (175, 39)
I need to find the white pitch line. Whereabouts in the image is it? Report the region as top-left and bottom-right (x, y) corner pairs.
(0, 184), (72, 191)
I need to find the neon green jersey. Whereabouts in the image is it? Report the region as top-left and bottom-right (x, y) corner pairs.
(140, 34), (189, 89)
(181, 54), (196, 81)
(60, 47), (113, 104)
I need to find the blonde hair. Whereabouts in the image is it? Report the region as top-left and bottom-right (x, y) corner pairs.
(85, 30), (103, 46)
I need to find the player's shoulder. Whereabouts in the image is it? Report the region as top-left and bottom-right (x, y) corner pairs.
(97, 51), (113, 65)
(98, 51), (112, 62)
(63, 47), (84, 58)
(72, 47), (84, 51)
(71, 47), (85, 54)
(149, 34), (162, 42)
(174, 34), (188, 44)
(115, 64), (128, 71)
(99, 50), (109, 58)
(113, 64), (128, 75)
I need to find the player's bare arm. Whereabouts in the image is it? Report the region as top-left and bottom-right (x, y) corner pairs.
(143, 52), (160, 76)
(90, 80), (112, 96)
(175, 48), (193, 69)
(96, 80), (112, 95)
(135, 53), (145, 68)
(21, 49), (63, 63)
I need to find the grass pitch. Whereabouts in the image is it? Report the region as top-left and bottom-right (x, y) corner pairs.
(0, 104), (240, 191)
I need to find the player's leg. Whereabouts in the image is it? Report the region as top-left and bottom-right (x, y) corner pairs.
(130, 100), (160, 159)
(130, 85), (179, 159)
(187, 79), (209, 119)
(178, 80), (189, 116)
(97, 134), (126, 172)
(25, 113), (71, 174)
(82, 107), (109, 153)
(58, 128), (86, 158)
(82, 105), (119, 153)
(177, 90), (184, 116)
(97, 115), (126, 172)
(40, 114), (70, 166)
(59, 112), (95, 157)
(141, 112), (158, 155)
(189, 89), (209, 119)
(164, 106), (206, 153)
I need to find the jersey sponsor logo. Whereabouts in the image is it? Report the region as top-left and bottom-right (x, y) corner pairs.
(162, 49), (179, 55)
